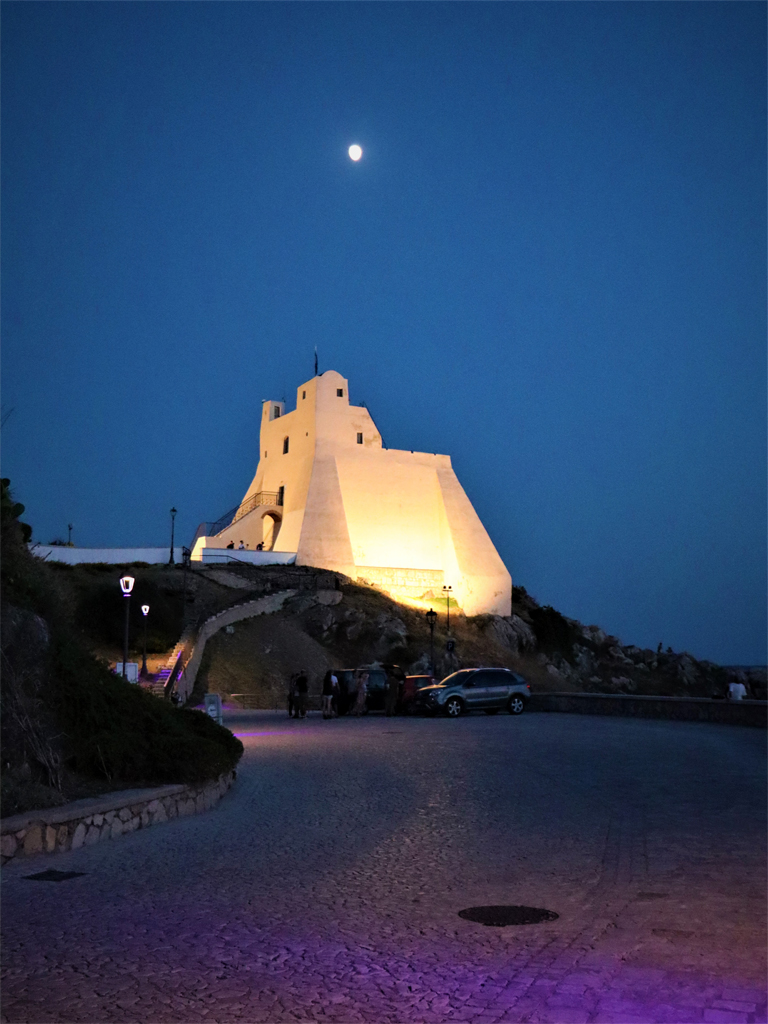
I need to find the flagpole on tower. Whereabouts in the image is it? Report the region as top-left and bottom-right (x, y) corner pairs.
(314, 347), (318, 376)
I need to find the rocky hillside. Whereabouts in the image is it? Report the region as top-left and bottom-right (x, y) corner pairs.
(192, 566), (766, 705)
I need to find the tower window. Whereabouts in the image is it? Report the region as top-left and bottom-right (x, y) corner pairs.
(283, 437), (289, 454)
(274, 406), (281, 419)
(337, 388), (344, 397)
(302, 390), (306, 399)
(278, 486), (285, 506)
(357, 432), (363, 444)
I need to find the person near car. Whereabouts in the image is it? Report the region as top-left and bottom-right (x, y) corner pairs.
(330, 671), (339, 716)
(353, 669), (368, 715)
(322, 670), (337, 719)
(385, 665), (403, 716)
(294, 670), (309, 718)
(287, 673), (296, 717)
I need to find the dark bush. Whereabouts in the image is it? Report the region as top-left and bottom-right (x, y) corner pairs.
(78, 578), (184, 653)
(52, 632), (242, 785)
(1, 479), (243, 809)
(528, 605), (581, 656)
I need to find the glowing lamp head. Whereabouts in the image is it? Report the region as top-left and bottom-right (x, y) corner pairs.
(120, 575), (135, 596)
(348, 144), (363, 162)
(141, 605), (150, 616)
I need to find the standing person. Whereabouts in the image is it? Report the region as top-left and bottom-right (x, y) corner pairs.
(330, 671), (339, 716)
(322, 670), (335, 719)
(353, 669), (369, 716)
(728, 678), (748, 701)
(385, 665), (401, 717)
(295, 670), (309, 719)
(287, 673), (296, 718)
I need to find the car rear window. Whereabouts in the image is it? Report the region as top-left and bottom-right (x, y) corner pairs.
(367, 671), (386, 690)
(441, 670), (475, 686)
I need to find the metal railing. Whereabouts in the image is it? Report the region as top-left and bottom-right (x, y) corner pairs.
(191, 491), (283, 544)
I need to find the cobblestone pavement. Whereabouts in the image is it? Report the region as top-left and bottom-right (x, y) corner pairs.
(2, 711), (766, 1024)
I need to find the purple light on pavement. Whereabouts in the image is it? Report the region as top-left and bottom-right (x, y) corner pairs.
(232, 731), (283, 738)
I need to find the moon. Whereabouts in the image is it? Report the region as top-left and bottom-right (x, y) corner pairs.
(348, 144), (363, 162)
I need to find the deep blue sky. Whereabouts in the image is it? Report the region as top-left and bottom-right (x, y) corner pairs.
(3, 2), (765, 665)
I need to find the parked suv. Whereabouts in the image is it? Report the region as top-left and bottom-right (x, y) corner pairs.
(414, 668), (530, 717)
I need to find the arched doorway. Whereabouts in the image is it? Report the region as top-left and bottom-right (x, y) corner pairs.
(262, 512), (282, 551)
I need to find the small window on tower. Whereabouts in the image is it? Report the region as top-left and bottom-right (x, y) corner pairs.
(278, 486), (285, 506)
(283, 437), (289, 454)
(274, 407), (281, 419)
(357, 432), (363, 444)
(337, 388), (344, 397)
(302, 391), (306, 399)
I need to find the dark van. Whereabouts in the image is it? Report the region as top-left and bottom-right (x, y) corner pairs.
(336, 668), (387, 714)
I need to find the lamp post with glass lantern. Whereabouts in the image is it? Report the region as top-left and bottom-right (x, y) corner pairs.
(169, 507), (177, 565)
(425, 608), (437, 677)
(119, 576), (135, 679)
(181, 546), (190, 623)
(140, 605), (150, 678)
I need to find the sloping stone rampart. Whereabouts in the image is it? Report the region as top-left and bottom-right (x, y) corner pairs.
(0, 771), (236, 866)
(178, 589), (298, 699)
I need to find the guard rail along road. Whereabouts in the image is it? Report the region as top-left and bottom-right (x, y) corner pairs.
(527, 691), (767, 727)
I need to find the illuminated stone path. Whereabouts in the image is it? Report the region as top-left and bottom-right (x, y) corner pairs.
(2, 710), (766, 1023)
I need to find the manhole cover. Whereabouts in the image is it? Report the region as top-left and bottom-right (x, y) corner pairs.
(24, 870), (86, 882)
(458, 905), (559, 927)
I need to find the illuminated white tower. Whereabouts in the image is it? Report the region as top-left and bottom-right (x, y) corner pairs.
(194, 370), (511, 616)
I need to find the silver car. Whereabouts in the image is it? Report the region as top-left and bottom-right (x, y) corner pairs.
(415, 668), (530, 717)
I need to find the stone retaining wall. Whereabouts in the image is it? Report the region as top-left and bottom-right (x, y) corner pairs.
(528, 692), (767, 727)
(178, 590), (298, 700)
(0, 771), (236, 866)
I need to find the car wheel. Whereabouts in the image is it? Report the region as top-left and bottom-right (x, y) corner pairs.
(444, 696), (464, 717)
(484, 708), (500, 715)
(507, 695), (526, 715)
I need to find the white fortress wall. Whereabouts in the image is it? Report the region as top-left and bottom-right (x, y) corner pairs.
(335, 451), (445, 570)
(295, 445), (355, 574)
(436, 464), (511, 616)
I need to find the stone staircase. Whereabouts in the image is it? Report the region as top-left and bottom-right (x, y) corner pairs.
(146, 624), (197, 699)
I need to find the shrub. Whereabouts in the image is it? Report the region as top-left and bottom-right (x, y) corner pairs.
(78, 577), (184, 653)
(1, 478), (243, 807)
(528, 604), (581, 656)
(51, 631), (242, 786)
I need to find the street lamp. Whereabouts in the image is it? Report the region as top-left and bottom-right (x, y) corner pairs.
(140, 604), (150, 678)
(119, 575), (135, 679)
(169, 507), (177, 565)
(67, 523), (73, 547)
(425, 608), (437, 678)
(181, 546), (191, 622)
(442, 585), (453, 636)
